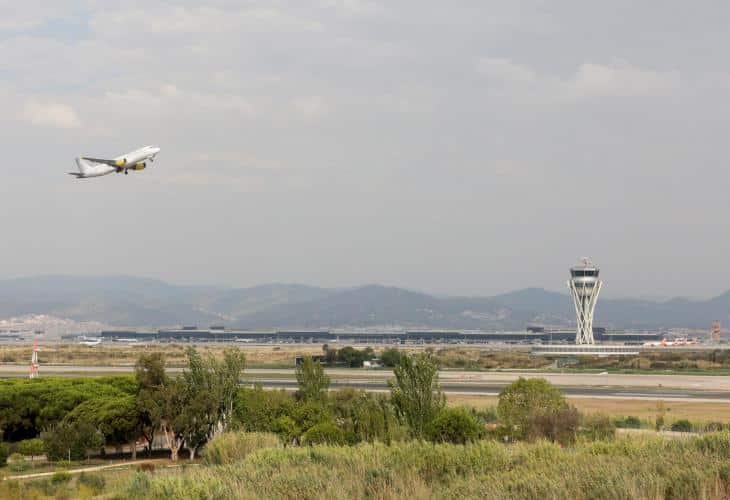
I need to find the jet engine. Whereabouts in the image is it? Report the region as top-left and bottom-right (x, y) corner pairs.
(132, 162), (146, 171)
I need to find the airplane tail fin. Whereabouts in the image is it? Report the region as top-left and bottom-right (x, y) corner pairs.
(75, 157), (91, 175)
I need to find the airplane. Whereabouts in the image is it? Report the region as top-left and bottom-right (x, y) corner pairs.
(643, 337), (698, 347)
(69, 145), (160, 178)
(79, 337), (102, 347)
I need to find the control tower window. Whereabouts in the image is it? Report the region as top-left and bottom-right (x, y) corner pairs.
(571, 269), (598, 277)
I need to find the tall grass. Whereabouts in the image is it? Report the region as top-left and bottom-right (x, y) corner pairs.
(202, 432), (281, 465)
(117, 432), (730, 499)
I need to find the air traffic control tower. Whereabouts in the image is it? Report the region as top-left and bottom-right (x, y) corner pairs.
(568, 258), (602, 344)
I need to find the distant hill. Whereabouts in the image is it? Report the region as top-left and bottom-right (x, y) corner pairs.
(0, 275), (726, 330)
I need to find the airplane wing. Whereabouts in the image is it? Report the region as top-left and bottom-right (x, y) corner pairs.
(82, 157), (127, 167)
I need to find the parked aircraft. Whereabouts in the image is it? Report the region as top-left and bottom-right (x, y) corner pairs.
(69, 145), (160, 178)
(643, 337), (698, 347)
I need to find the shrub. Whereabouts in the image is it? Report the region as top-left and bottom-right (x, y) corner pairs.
(138, 462), (156, 473)
(293, 400), (332, 432)
(497, 378), (570, 441)
(527, 406), (579, 445)
(7, 453), (28, 473)
(671, 419), (693, 433)
(301, 422), (346, 446)
(331, 390), (402, 444)
(0, 442), (10, 467)
(703, 422), (725, 432)
(272, 416), (301, 445)
(51, 471), (71, 484)
(426, 407), (484, 444)
(203, 432), (280, 465)
(16, 438), (44, 463)
(471, 406), (499, 424)
(614, 416), (642, 429)
(580, 414), (616, 441)
(78, 472), (105, 492)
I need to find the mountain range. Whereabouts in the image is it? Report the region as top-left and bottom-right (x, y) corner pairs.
(0, 275), (726, 331)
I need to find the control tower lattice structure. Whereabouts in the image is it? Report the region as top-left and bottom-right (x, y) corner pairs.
(568, 258), (602, 345)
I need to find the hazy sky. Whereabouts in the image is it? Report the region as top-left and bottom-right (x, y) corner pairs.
(2, 1), (729, 298)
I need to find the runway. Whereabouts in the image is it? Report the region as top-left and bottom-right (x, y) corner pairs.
(1, 364), (728, 402)
(244, 378), (730, 402)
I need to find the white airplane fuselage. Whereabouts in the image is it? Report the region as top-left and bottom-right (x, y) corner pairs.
(71, 145), (160, 179)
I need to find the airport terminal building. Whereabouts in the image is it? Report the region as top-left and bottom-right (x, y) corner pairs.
(99, 326), (664, 345)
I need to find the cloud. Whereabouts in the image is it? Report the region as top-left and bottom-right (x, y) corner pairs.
(101, 85), (255, 117)
(476, 57), (679, 100)
(292, 96), (328, 118)
(0, 3), (68, 31)
(90, 6), (321, 38)
(573, 62), (679, 97)
(476, 57), (536, 83)
(20, 100), (80, 128)
(320, 0), (383, 16)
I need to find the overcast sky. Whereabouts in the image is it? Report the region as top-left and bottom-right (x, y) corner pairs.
(1, 1), (729, 299)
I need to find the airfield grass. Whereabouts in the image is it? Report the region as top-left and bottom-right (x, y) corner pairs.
(450, 394), (730, 425)
(4, 343), (730, 373)
(0, 344), (326, 368)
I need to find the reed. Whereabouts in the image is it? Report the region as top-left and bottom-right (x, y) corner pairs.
(116, 431), (730, 499)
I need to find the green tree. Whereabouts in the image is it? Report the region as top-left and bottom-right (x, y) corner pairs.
(337, 347), (375, 368)
(17, 438), (45, 466)
(234, 386), (296, 432)
(497, 377), (571, 441)
(179, 348), (218, 460)
(0, 376), (136, 442)
(388, 353), (445, 439)
(135, 353), (167, 456)
(42, 420), (104, 461)
(380, 348), (403, 368)
(426, 407), (484, 444)
(158, 377), (187, 461)
(211, 348), (246, 433)
(296, 357), (330, 401)
(178, 347), (246, 459)
(65, 395), (142, 459)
